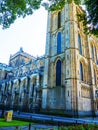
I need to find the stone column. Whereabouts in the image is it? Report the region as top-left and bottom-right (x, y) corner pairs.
(33, 76), (37, 106)
(46, 12), (51, 56)
(18, 78), (24, 111)
(29, 75), (34, 109)
(42, 57), (50, 109)
(24, 77), (28, 90)
(29, 75), (33, 98)
(24, 77), (29, 108)
(9, 81), (13, 108)
(36, 74), (39, 86)
(26, 76), (30, 107)
(36, 74), (41, 107)
(7, 81), (11, 107)
(11, 81), (16, 109)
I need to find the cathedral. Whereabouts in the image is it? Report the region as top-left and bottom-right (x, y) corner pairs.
(0, 2), (98, 117)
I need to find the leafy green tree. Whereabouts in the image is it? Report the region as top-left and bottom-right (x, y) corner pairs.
(0, 0), (42, 28)
(84, 0), (98, 36)
(0, 0), (98, 37)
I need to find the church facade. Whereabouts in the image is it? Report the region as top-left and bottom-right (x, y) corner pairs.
(0, 2), (98, 117)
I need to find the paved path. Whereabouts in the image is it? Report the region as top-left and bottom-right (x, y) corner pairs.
(0, 124), (56, 130)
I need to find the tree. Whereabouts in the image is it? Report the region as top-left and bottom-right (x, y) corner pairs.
(0, 0), (98, 37)
(77, 0), (98, 37)
(84, 0), (98, 37)
(0, 0), (42, 28)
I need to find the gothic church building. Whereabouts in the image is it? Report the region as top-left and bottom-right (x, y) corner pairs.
(0, 2), (98, 117)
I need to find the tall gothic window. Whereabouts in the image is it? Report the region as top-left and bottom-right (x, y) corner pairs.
(58, 12), (61, 29)
(57, 32), (61, 54)
(56, 60), (61, 86)
(80, 62), (83, 81)
(78, 34), (82, 55)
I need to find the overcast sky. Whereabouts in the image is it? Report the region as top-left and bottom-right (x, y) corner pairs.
(0, 7), (47, 65)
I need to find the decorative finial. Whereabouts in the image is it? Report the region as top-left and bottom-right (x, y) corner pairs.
(20, 47), (23, 52)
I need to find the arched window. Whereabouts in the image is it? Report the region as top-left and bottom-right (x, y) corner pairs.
(80, 62), (83, 81)
(56, 60), (61, 86)
(78, 34), (82, 54)
(57, 32), (61, 54)
(58, 12), (61, 28)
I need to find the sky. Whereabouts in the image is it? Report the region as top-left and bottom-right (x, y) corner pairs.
(0, 7), (48, 65)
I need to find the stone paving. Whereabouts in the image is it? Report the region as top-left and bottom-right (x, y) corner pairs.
(0, 124), (56, 130)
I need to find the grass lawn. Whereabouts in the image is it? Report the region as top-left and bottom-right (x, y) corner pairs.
(0, 118), (32, 127)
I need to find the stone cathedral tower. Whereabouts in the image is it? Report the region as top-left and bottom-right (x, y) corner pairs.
(42, 2), (97, 117)
(0, 1), (98, 117)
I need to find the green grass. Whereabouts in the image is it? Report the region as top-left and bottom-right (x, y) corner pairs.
(0, 118), (32, 127)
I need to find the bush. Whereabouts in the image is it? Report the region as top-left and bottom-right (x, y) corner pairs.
(67, 124), (98, 130)
(54, 124), (98, 130)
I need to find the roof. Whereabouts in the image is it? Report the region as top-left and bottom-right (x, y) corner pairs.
(0, 62), (12, 71)
(10, 47), (35, 60)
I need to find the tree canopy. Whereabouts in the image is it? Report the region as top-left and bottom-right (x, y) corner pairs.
(0, 0), (98, 37)
(84, 0), (98, 37)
